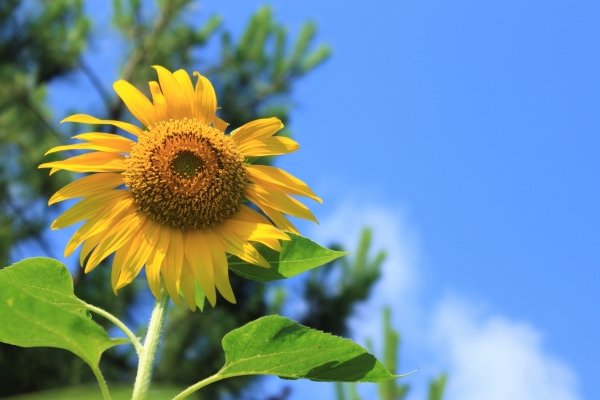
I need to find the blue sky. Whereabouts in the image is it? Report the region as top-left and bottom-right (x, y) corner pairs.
(45, 1), (598, 399)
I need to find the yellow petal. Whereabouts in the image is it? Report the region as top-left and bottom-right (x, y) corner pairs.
(146, 226), (170, 299)
(152, 65), (189, 120)
(45, 142), (129, 155)
(65, 198), (135, 257)
(192, 72), (216, 124)
(213, 115), (229, 132)
(237, 137), (299, 157)
(86, 212), (146, 273)
(40, 152), (126, 175)
(52, 190), (130, 230)
(145, 249), (161, 298)
(221, 217), (288, 251)
(162, 227), (183, 306)
(251, 237), (282, 252)
(80, 230), (105, 267)
(71, 133), (133, 153)
(255, 203), (300, 234)
(180, 260), (197, 311)
(111, 240), (132, 294)
(61, 114), (142, 136)
(72, 132), (134, 144)
(221, 219), (289, 242)
(213, 225), (270, 268)
(203, 229), (236, 304)
(51, 133), (133, 155)
(113, 80), (158, 128)
(246, 165), (322, 203)
(173, 69), (195, 118)
(229, 118), (283, 147)
(245, 184), (318, 223)
(49, 173), (124, 205)
(184, 230), (216, 307)
(230, 204), (271, 224)
(148, 81), (170, 121)
(116, 220), (161, 290)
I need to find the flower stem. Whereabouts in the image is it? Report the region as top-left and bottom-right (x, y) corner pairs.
(171, 373), (226, 400)
(132, 289), (170, 400)
(91, 365), (111, 400)
(83, 302), (144, 355)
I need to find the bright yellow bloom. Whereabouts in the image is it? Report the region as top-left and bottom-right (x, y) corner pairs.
(40, 66), (321, 310)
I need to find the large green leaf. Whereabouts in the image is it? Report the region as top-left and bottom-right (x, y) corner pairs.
(0, 257), (127, 368)
(219, 315), (403, 382)
(228, 233), (348, 282)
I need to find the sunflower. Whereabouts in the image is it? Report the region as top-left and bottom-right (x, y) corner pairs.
(40, 66), (321, 310)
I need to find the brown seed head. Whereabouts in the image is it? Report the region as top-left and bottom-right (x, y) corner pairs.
(124, 118), (246, 229)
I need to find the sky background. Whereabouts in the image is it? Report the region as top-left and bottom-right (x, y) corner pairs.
(45, 1), (599, 399)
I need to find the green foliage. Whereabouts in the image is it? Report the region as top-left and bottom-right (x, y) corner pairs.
(213, 4), (332, 165)
(336, 308), (446, 400)
(228, 233), (348, 282)
(0, 0), (90, 266)
(219, 316), (400, 383)
(428, 374), (448, 400)
(382, 309), (400, 371)
(3, 384), (184, 400)
(378, 308), (409, 400)
(0, 0), (90, 82)
(0, 257), (126, 371)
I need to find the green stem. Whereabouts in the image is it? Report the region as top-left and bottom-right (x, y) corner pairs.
(132, 289), (170, 400)
(91, 366), (111, 400)
(171, 373), (226, 400)
(83, 302), (144, 355)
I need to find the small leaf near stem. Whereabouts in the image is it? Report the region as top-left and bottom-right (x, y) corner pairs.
(228, 233), (348, 282)
(83, 302), (144, 355)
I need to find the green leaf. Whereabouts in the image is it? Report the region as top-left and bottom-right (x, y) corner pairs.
(219, 315), (403, 382)
(428, 373), (448, 400)
(228, 233), (348, 282)
(0, 257), (128, 368)
(194, 281), (206, 312)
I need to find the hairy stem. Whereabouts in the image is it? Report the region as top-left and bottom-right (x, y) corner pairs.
(132, 289), (170, 400)
(91, 366), (111, 400)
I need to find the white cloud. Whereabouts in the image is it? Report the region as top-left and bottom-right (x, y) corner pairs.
(307, 200), (421, 342)
(430, 296), (580, 400)
(310, 201), (419, 303)
(302, 200), (581, 400)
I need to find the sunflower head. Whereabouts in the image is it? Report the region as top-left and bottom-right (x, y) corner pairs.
(124, 118), (247, 230)
(40, 66), (322, 311)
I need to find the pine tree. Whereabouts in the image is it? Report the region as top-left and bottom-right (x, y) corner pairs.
(335, 305), (447, 400)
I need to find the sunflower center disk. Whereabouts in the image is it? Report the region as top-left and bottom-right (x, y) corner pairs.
(171, 150), (204, 179)
(124, 118), (247, 229)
